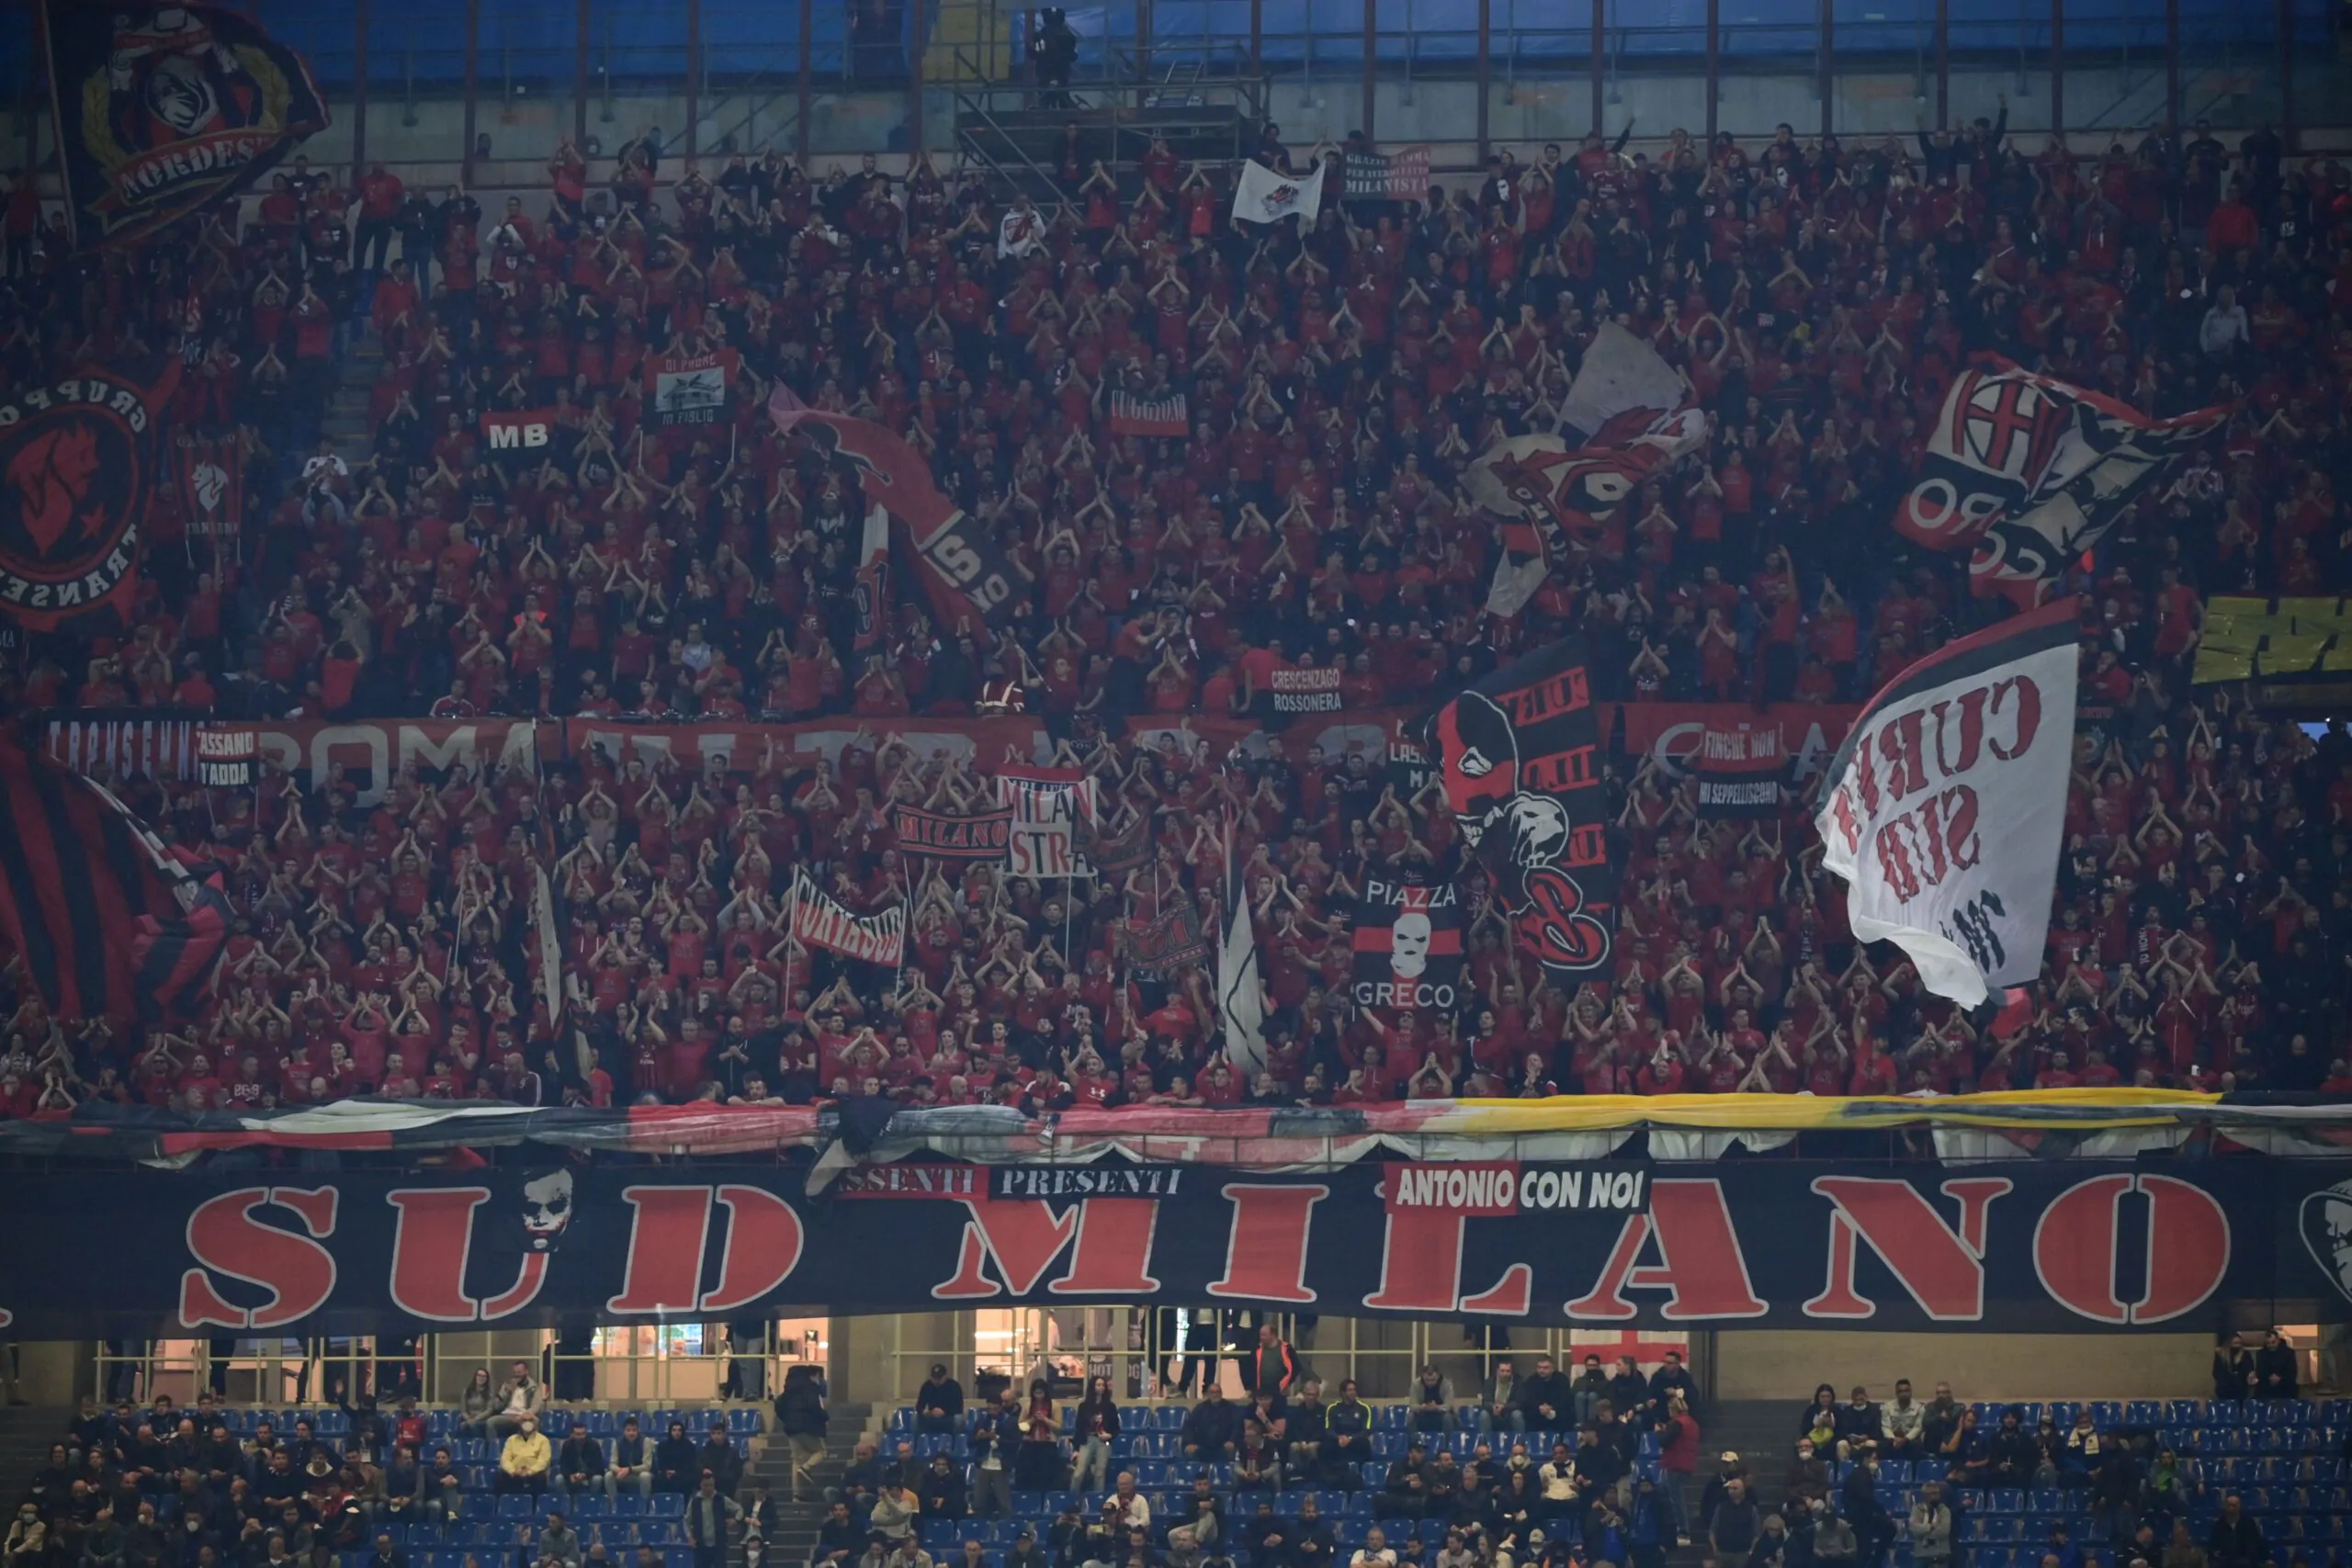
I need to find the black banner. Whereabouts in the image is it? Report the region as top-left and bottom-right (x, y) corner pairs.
(1349, 872), (1464, 1011)
(1695, 723), (1786, 818)
(1427, 636), (1616, 979)
(0, 362), (181, 631)
(1385, 735), (1436, 800)
(0, 1159), (2343, 1335)
(481, 407), (561, 469)
(41, 0), (330, 249)
(1343, 146), (1431, 203)
(890, 803), (1013, 859)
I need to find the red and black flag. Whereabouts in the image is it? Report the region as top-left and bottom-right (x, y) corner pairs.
(1348, 872), (1464, 1013)
(0, 358), (183, 631)
(175, 429), (243, 540)
(1423, 636), (1615, 980)
(40, 0), (329, 249)
(0, 734), (228, 1022)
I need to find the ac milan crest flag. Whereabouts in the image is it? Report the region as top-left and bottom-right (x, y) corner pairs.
(0, 735), (227, 1022)
(996, 207), (1046, 259)
(1231, 159), (1327, 225)
(1816, 600), (2081, 1006)
(1694, 722), (1786, 818)
(41, 0), (330, 249)
(1349, 873), (1464, 1012)
(1893, 356), (2228, 608)
(1425, 637), (1615, 980)
(0, 358), (182, 630)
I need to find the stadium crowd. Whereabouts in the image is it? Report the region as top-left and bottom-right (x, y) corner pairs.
(2, 107), (2351, 1116)
(13, 1336), (2335, 1568)
(5, 1368), (777, 1568)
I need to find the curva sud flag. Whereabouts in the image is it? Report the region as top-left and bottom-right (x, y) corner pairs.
(1350, 873), (1464, 1012)
(1816, 600), (2080, 1006)
(0, 358), (182, 630)
(41, 0), (329, 249)
(1893, 356), (2228, 609)
(1425, 637), (1615, 980)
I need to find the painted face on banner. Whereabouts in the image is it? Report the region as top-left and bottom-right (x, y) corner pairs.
(1432, 692), (1519, 846)
(2301, 1179), (2352, 1305)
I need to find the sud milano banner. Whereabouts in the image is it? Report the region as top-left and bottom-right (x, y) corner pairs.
(0, 1160), (2345, 1336)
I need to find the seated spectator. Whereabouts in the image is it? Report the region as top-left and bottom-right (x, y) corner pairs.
(494, 1417), (550, 1497)
(484, 1364), (542, 1442)
(605, 1418), (653, 1500)
(555, 1424), (604, 1501)
(1179, 1384), (1241, 1461)
(912, 1365), (964, 1435)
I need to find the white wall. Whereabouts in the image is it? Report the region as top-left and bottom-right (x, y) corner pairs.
(1713, 1330), (2218, 1402)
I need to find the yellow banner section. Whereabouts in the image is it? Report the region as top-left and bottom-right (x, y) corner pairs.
(2194, 594), (2352, 682)
(1448, 1087), (2223, 1132)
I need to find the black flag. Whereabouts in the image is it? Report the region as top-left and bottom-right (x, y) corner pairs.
(1424, 637), (1616, 980)
(41, 1), (330, 248)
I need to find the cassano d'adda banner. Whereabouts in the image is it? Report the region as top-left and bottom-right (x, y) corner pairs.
(3, 1159), (2350, 1336)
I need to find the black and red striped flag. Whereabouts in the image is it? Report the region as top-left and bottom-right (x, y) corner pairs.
(0, 734), (228, 1021)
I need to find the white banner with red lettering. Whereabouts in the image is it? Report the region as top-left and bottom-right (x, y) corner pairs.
(1816, 602), (2079, 1005)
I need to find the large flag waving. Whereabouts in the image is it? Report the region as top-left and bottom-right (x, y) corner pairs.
(769, 386), (1031, 632)
(0, 735), (227, 1021)
(1424, 637), (1615, 981)
(1893, 357), (2228, 608)
(1815, 601), (2080, 1005)
(0, 357), (182, 631)
(41, 0), (329, 249)
(1466, 323), (1705, 617)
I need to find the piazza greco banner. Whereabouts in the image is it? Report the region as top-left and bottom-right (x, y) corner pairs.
(0, 1159), (2347, 1336)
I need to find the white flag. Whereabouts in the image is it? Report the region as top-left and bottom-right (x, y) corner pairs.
(997, 207), (1046, 258)
(1815, 600), (2080, 1006)
(1216, 818), (1267, 1077)
(1231, 159), (1327, 226)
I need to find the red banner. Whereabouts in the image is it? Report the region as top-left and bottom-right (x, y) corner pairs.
(561, 716), (1047, 773)
(251, 719), (548, 806)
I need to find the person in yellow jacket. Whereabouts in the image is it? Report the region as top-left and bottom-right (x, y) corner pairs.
(497, 1414), (552, 1495)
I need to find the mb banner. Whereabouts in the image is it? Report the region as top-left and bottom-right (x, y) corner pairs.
(6, 1160), (2351, 1336)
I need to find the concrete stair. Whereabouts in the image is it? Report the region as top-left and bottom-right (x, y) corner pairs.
(0, 1407), (70, 1511)
(744, 1402), (874, 1568)
(1698, 1399), (1804, 1513)
(321, 323), (382, 471)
